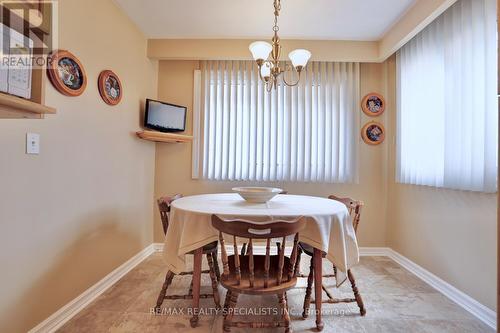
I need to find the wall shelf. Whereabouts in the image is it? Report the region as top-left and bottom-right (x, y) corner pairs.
(0, 92), (56, 119)
(136, 130), (193, 143)
(0, 1), (55, 119)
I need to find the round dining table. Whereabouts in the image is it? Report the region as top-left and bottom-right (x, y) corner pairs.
(163, 193), (360, 330)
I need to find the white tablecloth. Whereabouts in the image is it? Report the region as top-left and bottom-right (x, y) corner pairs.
(163, 193), (359, 286)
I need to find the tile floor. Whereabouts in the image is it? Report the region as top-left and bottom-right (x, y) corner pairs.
(58, 253), (494, 333)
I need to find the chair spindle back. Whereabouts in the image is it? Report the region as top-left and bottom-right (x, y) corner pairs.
(328, 195), (364, 233)
(211, 215), (305, 288)
(157, 194), (183, 235)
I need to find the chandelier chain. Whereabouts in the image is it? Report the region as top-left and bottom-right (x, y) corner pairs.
(273, 0), (280, 32)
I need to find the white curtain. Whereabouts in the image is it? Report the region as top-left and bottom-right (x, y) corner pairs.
(196, 60), (360, 183)
(396, 0), (497, 192)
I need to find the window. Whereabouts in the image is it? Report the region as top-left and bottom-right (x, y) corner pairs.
(396, 0), (497, 192)
(193, 60), (360, 183)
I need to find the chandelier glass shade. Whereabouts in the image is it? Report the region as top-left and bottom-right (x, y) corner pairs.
(249, 0), (311, 91)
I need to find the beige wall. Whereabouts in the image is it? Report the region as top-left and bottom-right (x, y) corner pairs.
(0, 0), (158, 332)
(382, 56), (497, 311)
(154, 60), (391, 248)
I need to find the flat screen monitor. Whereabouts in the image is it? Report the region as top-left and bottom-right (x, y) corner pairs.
(144, 99), (187, 132)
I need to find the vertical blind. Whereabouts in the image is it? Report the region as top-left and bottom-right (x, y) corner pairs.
(195, 60), (360, 183)
(396, 0), (497, 192)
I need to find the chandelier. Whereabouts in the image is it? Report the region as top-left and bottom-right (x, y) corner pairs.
(249, 0), (311, 92)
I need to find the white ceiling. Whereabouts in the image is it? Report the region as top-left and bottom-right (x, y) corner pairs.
(113, 0), (417, 41)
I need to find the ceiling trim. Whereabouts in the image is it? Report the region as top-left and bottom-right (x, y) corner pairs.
(145, 0), (458, 63)
(378, 0), (457, 61)
(147, 39), (379, 62)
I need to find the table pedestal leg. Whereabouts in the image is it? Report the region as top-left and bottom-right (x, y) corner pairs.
(190, 247), (203, 328)
(313, 248), (324, 331)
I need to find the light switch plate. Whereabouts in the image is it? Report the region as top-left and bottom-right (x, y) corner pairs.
(26, 133), (40, 154)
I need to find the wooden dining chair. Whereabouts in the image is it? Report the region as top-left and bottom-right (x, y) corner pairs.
(212, 214), (305, 333)
(298, 195), (366, 318)
(155, 195), (221, 317)
(157, 194), (182, 235)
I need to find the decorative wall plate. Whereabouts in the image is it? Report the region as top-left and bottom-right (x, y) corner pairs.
(47, 50), (87, 96)
(361, 92), (385, 116)
(98, 70), (122, 105)
(361, 121), (385, 145)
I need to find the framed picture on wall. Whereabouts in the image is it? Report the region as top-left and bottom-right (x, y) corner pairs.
(361, 121), (385, 145)
(98, 70), (122, 106)
(47, 50), (87, 97)
(361, 92), (385, 116)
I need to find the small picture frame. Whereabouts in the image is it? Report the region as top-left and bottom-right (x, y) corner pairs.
(47, 50), (87, 97)
(98, 70), (122, 106)
(361, 121), (385, 145)
(361, 92), (385, 116)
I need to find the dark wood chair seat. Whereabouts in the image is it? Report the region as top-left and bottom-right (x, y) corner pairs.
(222, 255), (297, 295)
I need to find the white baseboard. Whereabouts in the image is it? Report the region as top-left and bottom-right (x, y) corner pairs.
(28, 244), (157, 333)
(359, 247), (391, 256)
(30, 243), (496, 332)
(153, 243), (390, 257)
(152, 242), (164, 252)
(359, 247), (496, 329)
(386, 249), (496, 330)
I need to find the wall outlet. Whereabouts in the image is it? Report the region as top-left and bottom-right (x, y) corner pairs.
(26, 133), (40, 154)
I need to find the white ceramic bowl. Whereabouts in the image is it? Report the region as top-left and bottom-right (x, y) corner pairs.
(232, 187), (283, 203)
